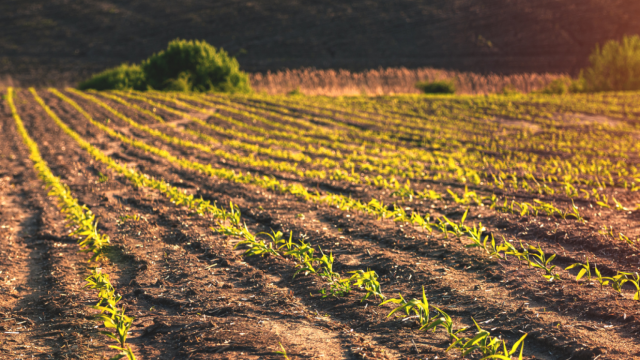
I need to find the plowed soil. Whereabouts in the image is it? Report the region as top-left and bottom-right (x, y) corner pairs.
(2, 89), (640, 360)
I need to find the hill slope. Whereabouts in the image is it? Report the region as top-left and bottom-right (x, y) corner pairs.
(1, 0), (639, 86)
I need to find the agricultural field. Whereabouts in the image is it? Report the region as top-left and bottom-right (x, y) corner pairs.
(2, 88), (640, 359)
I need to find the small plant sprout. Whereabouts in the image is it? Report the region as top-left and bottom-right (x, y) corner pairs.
(95, 305), (136, 360)
(421, 308), (466, 340)
(619, 232), (637, 246)
(275, 342), (290, 360)
(348, 269), (384, 301)
(567, 200), (586, 224)
(527, 245), (560, 281)
(442, 208), (469, 238)
(613, 196), (628, 211)
(98, 172), (109, 183)
(594, 264), (612, 290)
(447, 318), (527, 358)
(317, 248), (351, 297)
(233, 229), (280, 257)
(380, 287), (431, 326)
(565, 257), (592, 282)
(465, 222), (487, 251)
(626, 273), (640, 301)
(611, 272), (633, 294)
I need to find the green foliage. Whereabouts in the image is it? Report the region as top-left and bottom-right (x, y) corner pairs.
(142, 39), (251, 93)
(540, 78), (570, 95)
(499, 85), (521, 96)
(415, 80), (456, 94)
(540, 76), (584, 95)
(287, 88), (304, 96)
(275, 342), (290, 359)
(78, 39), (251, 93)
(78, 64), (146, 91)
(583, 35), (640, 91)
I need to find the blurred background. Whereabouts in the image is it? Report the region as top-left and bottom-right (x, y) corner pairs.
(2, 0), (639, 93)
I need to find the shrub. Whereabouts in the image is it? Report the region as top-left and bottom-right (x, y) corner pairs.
(538, 76), (585, 95)
(142, 39), (251, 93)
(499, 85), (522, 96)
(540, 78), (570, 95)
(286, 88), (304, 96)
(415, 80), (456, 94)
(582, 35), (640, 92)
(78, 64), (146, 91)
(78, 39), (251, 93)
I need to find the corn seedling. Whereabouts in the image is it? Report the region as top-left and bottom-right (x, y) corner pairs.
(527, 245), (560, 281)
(233, 229), (280, 258)
(624, 273), (640, 301)
(611, 272), (633, 294)
(447, 318), (527, 359)
(12, 88), (136, 359)
(348, 269), (384, 301)
(565, 257), (592, 282)
(594, 264), (612, 290)
(98, 172), (109, 183)
(465, 222), (487, 250)
(95, 306), (136, 360)
(441, 209), (469, 239)
(421, 308), (466, 340)
(275, 342), (290, 360)
(380, 287), (431, 326)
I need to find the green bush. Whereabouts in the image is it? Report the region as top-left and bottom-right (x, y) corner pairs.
(538, 76), (585, 95)
(415, 80), (456, 94)
(78, 64), (146, 91)
(142, 39), (251, 93)
(499, 85), (522, 96)
(540, 78), (570, 95)
(286, 88), (304, 96)
(582, 35), (640, 92)
(78, 39), (251, 93)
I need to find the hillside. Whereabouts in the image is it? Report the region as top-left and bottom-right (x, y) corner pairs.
(1, 0), (639, 86)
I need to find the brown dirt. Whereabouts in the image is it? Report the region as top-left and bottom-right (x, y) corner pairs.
(2, 89), (640, 359)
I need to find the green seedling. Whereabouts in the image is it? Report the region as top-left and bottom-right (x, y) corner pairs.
(594, 264), (612, 290)
(465, 222), (487, 250)
(410, 212), (435, 233)
(285, 239), (315, 262)
(613, 196), (628, 211)
(421, 308), (466, 340)
(447, 318), (527, 358)
(565, 257), (591, 282)
(392, 180), (414, 200)
(527, 245), (560, 281)
(623, 273), (640, 300)
(348, 269), (384, 301)
(233, 228), (280, 257)
(95, 306), (135, 360)
(442, 209), (469, 239)
(417, 189), (442, 201)
(275, 342), (290, 360)
(118, 214), (140, 223)
(611, 272), (633, 294)
(619, 233), (636, 246)
(98, 172), (109, 183)
(380, 287), (431, 326)
(497, 240), (526, 263)
(596, 194), (610, 208)
(567, 200), (586, 224)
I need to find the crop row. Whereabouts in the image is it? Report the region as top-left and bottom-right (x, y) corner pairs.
(19, 87), (534, 358)
(50, 89), (640, 303)
(8, 88), (136, 360)
(77, 89), (639, 254)
(151, 90), (640, 209)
